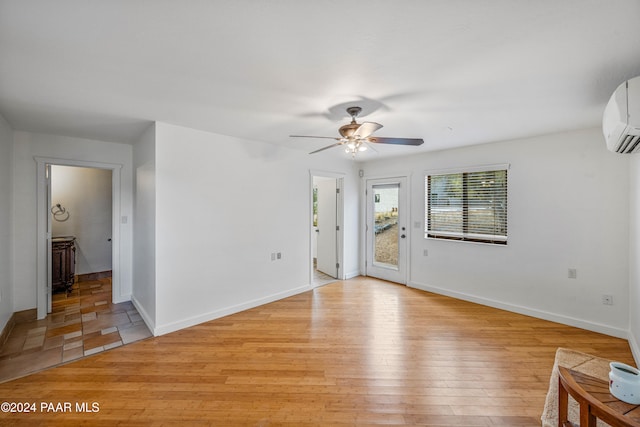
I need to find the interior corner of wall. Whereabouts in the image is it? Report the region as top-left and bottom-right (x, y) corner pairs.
(130, 295), (156, 336)
(628, 330), (640, 366)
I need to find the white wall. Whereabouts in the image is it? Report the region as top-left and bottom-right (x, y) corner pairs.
(629, 156), (640, 360)
(12, 131), (133, 310)
(51, 165), (112, 275)
(151, 122), (358, 335)
(362, 128), (631, 337)
(132, 124), (157, 330)
(0, 114), (13, 332)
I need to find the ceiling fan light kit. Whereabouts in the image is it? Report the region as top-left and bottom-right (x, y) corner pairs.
(345, 139), (368, 155)
(290, 106), (424, 158)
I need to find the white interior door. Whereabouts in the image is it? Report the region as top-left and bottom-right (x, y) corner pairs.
(316, 178), (337, 277)
(366, 177), (408, 284)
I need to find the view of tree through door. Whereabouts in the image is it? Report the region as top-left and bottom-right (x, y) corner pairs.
(366, 177), (408, 284)
(373, 184), (400, 268)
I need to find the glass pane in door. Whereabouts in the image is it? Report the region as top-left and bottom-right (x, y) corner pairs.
(373, 184), (399, 269)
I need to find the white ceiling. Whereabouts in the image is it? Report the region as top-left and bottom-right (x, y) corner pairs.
(1, 0), (640, 160)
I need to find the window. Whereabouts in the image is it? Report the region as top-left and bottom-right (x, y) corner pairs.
(313, 186), (318, 226)
(425, 165), (508, 244)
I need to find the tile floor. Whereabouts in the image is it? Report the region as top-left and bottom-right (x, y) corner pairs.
(313, 258), (338, 287)
(0, 275), (152, 383)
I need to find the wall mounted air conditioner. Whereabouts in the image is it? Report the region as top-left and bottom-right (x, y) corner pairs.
(603, 76), (640, 153)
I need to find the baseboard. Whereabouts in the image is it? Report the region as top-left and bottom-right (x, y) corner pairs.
(0, 313), (16, 349)
(130, 295), (156, 336)
(628, 332), (640, 366)
(153, 284), (313, 336)
(408, 280), (629, 339)
(0, 309), (37, 348)
(76, 270), (112, 282)
(344, 269), (361, 280)
(112, 294), (132, 304)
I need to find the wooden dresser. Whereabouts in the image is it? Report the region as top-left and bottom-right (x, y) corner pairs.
(52, 236), (76, 294)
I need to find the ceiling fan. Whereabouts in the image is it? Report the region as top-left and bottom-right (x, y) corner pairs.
(290, 106), (424, 157)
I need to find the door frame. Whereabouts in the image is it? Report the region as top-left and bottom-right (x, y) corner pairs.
(364, 175), (410, 284)
(309, 170), (345, 287)
(36, 156), (122, 319)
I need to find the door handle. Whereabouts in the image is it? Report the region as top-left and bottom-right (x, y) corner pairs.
(401, 234), (406, 239)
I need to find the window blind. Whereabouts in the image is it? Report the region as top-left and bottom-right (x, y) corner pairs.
(425, 167), (507, 244)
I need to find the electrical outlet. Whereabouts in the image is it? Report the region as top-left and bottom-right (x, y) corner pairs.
(423, 249), (428, 256)
(271, 253), (276, 261)
(602, 295), (613, 305)
(568, 268), (577, 279)
(277, 252), (282, 260)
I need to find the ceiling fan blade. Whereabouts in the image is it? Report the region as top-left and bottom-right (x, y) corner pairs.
(368, 136), (424, 146)
(353, 122), (383, 139)
(309, 142), (343, 154)
(290, 135), (341, 140)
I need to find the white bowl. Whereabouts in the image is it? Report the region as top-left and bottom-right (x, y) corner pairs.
(609, 362), (640, 404)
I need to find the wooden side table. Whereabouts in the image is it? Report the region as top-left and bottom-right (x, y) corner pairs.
(51, 236), (76, 294)
(558, 366), (640, 427)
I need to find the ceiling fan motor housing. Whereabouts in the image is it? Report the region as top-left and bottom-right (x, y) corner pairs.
(339, 123), (360, 138)
(339, 106), (364, 138)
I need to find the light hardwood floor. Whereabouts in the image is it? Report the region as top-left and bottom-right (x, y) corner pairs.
(0, 276), (634, 426)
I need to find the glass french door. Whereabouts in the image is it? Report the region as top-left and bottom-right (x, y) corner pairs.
(365, 177), (408, 284)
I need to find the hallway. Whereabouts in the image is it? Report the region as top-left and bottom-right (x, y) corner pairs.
(0, 274), (151, 382)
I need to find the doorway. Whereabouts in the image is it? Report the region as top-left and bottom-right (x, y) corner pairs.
(310, 171), (344, 287)
(50, 165), (113, 308)
(36, 157), (123, 320)
(365, 176), (409, 284)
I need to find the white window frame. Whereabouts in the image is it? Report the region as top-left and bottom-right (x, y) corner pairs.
(425, 164), (509, 245)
